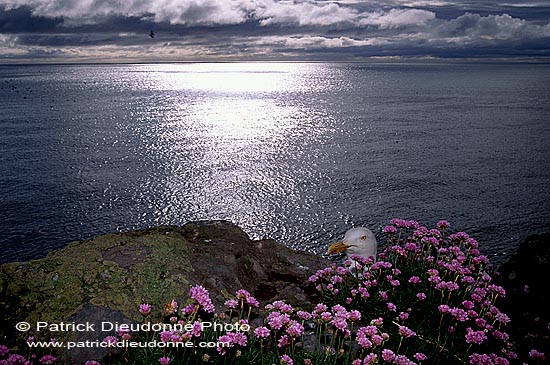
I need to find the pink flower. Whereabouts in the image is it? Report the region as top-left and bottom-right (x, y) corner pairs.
(85, 361), (101, 365)
(280, 354), (294, 365)
(398, 325), (416, 338)
(286, 321), (304, 337)
(387, 302), (397, 312)
(102, 336), (118, 346)
(469, 353), (492, 365)
(529, 349), (545, 359)
(268, 312), (288, 330)
(357, 336), (372, 349)
(398, 312), (409, 321)
(496, 312), (510, 324)
(235, 289), (251, 300)
(363, 353), (378, 364)
(39, 355), (56, 364)
(371, 317), (384, 326)
(437, 220), (450, 229)
(416, 292), (426, 300)
(231, 332), (247, 346)
(182, 304), (195, 315)
(254, 326), (270, 338)
(314, 303), (327, 313)
(235, 289), (260, 307)
(297, 311), (312, 320)
(0, 345), (8, 357)
(278, 335), (290, 348)
(382, 349), (396, 362)
(159, 331), (172, 342)
(8, 354), (28, 364)
(332, 318), (348, 331)
(371, 334), (384, 345)
(159, 356), (170, 365)
(395, 355), (415, 365)
(139, 303), (151, 316)
(349, 310), (361, 321)
(383, 225), (397, 233)
(225, 299), (238, 309)
(475, 318), (487, 328)
(189, 285), (215, 313)
(414, 353), (427, 361)
(192, 321), (202, 337)
(465, 328), (487, 344)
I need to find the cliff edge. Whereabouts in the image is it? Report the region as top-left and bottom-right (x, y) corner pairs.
(0, 221), (329, 363)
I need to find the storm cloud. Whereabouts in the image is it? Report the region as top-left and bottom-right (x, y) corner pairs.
(1, 0), (549, 62)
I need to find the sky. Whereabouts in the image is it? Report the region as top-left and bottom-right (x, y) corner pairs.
(1, 0), (550, 63)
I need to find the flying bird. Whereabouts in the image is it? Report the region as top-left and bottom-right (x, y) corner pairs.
(327, 227), (377, 261)
(149, 30), (155, 38)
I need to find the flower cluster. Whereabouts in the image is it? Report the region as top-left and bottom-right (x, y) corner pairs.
(309, 219), (518, 365)
(2, 219), (543, 365)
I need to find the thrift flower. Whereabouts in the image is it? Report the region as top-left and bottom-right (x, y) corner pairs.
(286, 321), (304, 337)
(254, 326), (270, 338)
(189, 285), (215, 313)
(414, 353), (427, 361)
(280, 354), (294, 365)
(139, 303), (151, 316)
(465, 328), (487, 344)
(382, 349), (396, 362)
(39, 355), (56, 364)
(102, 336), (118, 346)
(437, 220), (450, 229)
(398, 325), (416, 338)
(529, 349), (545, 359)
(225, 299), (238, 309)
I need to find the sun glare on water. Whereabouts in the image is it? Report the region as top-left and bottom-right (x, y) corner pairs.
(143, 62), (311, 139)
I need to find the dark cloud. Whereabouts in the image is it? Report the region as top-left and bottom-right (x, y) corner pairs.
(0, 0), (549, 62)
(0, 5), (63, 32)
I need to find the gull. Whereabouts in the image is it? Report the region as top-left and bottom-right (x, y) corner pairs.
(327, 227), (377, 262)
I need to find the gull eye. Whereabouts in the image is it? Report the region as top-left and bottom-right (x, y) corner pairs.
(360, 235), (367, 240)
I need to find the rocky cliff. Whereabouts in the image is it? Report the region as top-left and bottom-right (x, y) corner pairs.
(2, 222), (549, 364)
(0, 221), (329, 363)
(496, 233), (550, 361)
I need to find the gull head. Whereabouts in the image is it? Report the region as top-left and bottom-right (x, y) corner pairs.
(327, 227), (377, 260)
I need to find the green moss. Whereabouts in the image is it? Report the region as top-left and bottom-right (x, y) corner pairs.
(0, 227), (201, 343)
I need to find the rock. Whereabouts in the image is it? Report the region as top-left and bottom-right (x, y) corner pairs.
(496, 233), (550, 359)
(0, 221), (330, 363)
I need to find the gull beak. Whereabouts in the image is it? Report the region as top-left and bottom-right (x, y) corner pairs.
(327, 241), (349, 255)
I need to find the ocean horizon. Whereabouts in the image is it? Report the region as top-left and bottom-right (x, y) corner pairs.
(1, 61), (549, 265)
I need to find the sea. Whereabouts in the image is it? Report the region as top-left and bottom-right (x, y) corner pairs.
(1, 62), (549, 266)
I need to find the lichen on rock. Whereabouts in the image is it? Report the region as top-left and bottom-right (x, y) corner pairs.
(0, 220), (328, 363)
